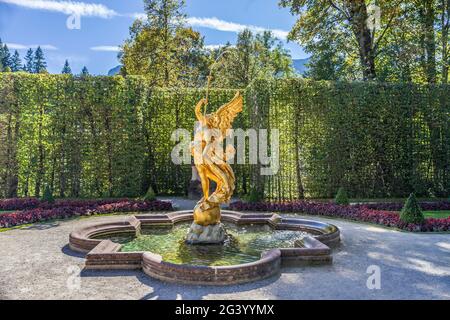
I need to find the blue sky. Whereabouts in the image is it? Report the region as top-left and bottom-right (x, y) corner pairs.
(0, 0), (307, 74)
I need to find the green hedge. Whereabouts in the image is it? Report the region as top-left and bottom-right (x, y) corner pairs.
(0, 74), (448, 200)
(0, 73), (242, 198)
(248, 79), (449, 199)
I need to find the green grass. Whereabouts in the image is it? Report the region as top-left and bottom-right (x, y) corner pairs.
(389, 210), (450, 219)
(349, 198), (448, 203)
(422, 211), (450, 219)
(0, 210), (15, 214)
(0, 211), (140, 232)
(0, 223), (33, 233)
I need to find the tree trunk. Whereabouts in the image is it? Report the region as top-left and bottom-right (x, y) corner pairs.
(5, 109), (19, 198)
(59, 121), (67, 198)
(294, 109), (305, 199)
(35, 101), (45, 197)
(347, 0), (377, 81)
(424, 0), (437, 84)
(104, 114), (114, 198)
(441, 0), (450, 83)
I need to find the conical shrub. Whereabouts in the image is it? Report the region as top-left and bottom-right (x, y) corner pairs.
(143, 185), (156, 201)
(334, 187), (349, 205)
(400, 193), (425, 224)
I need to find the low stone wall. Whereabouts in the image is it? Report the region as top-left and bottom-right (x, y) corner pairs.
(68, 211), (340, 285)
(69, 220), (137, 253)
(85, 240), (143, 270)
(142, 250), (281, 285)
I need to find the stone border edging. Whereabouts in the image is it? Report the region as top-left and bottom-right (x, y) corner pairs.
(69, 210), (340, 285)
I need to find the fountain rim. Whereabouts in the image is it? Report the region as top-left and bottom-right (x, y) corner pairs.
(68, 210), (340, 285)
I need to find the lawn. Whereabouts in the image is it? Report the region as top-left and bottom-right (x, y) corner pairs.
(422, 211), (450, 219)
(349, 198), (448, 203)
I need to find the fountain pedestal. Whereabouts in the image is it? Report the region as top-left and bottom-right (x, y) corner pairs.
(186, 199), (226, 244)
(185, 222), (226, 245)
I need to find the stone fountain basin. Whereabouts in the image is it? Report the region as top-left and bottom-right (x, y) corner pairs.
(69, 210), (340, 285)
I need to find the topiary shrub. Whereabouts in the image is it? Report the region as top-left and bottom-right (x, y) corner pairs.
(334, 187), (349, 205)
(143, 185), (156, 201)
(400, 193), (425, 224)
(41, 185), (55, 203)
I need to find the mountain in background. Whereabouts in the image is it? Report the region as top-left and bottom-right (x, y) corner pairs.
(292, 58), (310, 76)
(108, 58), (310, 77)
(108, 65), (122, 76)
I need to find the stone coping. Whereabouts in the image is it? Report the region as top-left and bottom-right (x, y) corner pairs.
(69, 211), (340, 285)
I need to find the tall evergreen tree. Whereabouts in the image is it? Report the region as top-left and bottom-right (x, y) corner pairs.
(24, 48), (34, 73)
(120, 0), (209, 86)
(80, 66), (90, 76)
(1, 44), (11, 70)
(33, 46), (47, 73)
(143, 0), (187, 75)
(10, 50), (22, 72)
(0, 39), (4, 71)
(61, 59), (72, 74)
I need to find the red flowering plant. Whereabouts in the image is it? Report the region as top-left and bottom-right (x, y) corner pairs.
(0, 198), (41, 211)
(0, 199), (172, 229)
(229, 200), (450, 232)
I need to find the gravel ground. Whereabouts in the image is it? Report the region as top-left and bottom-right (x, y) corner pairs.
(1, 213), (450, 300)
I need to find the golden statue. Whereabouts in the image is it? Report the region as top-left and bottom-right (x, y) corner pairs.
(186, 91), (243, 244)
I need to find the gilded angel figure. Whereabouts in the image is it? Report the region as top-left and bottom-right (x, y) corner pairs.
(186, 92), (243, 244)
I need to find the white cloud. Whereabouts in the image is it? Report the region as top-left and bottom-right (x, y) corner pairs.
(130, 12), (147, 20)
(0, 0), (117, 18)
(204, 44), (235, 50)
(90, 46), (120, 52)
(186, 17), (289, 40)
(6, 43), (58, 50)
(204, 44), (223, 50)
(129, 14), (289, 40)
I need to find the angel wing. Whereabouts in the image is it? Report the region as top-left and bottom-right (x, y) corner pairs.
(211, 91), (243, 136)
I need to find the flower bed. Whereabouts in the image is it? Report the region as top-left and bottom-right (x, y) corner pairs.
(0, 198), (41, 211)
(229, 201), (450, 232)
(0, 198), (145, 211)
(0, 199), (173, 229)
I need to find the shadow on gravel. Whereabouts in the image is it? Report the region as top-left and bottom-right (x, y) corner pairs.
(79, 268), (281, 300)
(19, 222), (61, 231)
(61, 244), (86, 258)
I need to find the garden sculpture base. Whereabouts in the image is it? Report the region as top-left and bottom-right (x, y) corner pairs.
(185, 222), (227, 244)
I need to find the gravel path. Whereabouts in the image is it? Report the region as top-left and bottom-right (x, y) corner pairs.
(1, 213), (449, 300)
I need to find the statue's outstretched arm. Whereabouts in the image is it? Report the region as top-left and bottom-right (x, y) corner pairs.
(195, 98), (207, 122)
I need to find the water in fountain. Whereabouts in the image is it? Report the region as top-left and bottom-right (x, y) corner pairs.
(96, 222), (310, 266)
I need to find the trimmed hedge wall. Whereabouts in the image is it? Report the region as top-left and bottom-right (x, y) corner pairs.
(249, 79), (449, 200)
(0, 74), (448, 200)
(0, 73), (244, 199)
